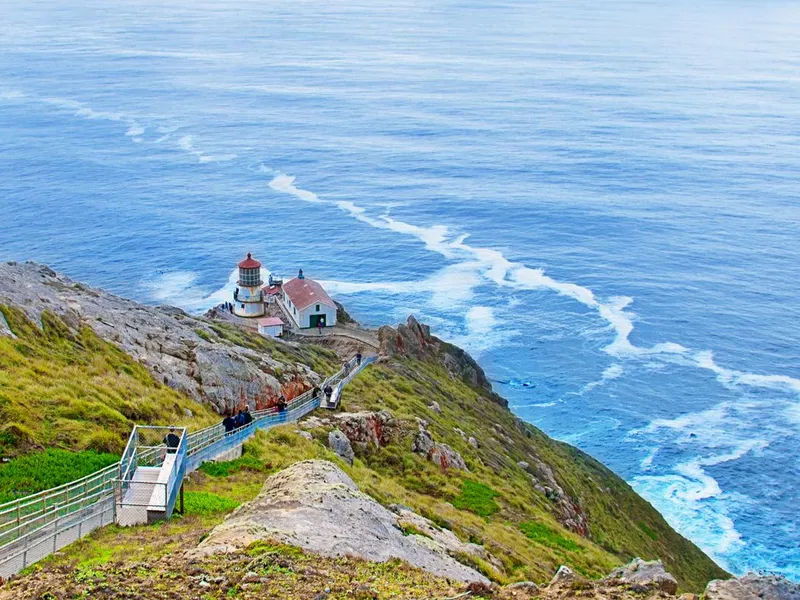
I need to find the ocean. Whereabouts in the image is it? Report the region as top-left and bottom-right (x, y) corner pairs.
(1, 0), (799, 579)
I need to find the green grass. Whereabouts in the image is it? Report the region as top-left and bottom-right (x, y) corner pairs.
(0, 305), (218, 458)
(198, 454), (266, 478)
(520, 520), (582, 553)
(452, 479), (500, 518)
(0, 449), (119, 504)
(183, 491), (241, 515)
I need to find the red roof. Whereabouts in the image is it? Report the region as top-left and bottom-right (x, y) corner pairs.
(238, 253), (261, 269)
(257, 317), (284, 327)
(264, 285), (282, 296)
(282, 277), (336, 310)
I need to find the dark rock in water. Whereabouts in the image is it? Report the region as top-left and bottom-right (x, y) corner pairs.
(705, 573), (800, 600)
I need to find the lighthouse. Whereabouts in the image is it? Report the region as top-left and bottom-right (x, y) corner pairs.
(233, 253), (265, 318)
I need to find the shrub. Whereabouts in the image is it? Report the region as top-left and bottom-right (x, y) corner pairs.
(452, 479), (500, 518)
(183, 491), (240, 515)
(520, 520), (582, 552)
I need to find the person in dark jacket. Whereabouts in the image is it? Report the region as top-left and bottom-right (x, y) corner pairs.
(164, 428), (181, 453)
(223, 414), (235, 434)
(276, 395), (287, 412)
(243, 408), (253, 425)
(356, 351), (362, 365)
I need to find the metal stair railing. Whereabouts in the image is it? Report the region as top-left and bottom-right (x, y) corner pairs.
(0, 353), (375, 578)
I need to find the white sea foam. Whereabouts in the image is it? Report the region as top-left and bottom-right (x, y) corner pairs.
(579, 363), (624, 395)
(265, 170), (800, 400)
(144, 269), (240, 313)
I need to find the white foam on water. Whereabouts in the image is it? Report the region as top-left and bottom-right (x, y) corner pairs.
(265, 170), (800, 402)
(579, 363), (624, 395)
(125, 122), (145, 137)
(144, 269), (240, 313)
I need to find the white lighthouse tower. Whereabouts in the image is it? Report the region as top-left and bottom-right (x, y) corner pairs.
(233, 253), (265, 318)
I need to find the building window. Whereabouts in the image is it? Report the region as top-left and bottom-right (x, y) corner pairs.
(316, 304), (320, 312)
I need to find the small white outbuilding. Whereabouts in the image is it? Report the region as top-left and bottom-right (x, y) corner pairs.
(281, 270), (337, 329)
(257, 317), (285, 338)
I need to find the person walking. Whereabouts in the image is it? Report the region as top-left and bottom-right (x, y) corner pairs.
(243, 407), (253, 426)
(356, 351), (362, 366)
(223, 413), (235, 435)
(164, 428), (181, 453)
(317, 320), (323, 335)
(324, 384), (333, 406)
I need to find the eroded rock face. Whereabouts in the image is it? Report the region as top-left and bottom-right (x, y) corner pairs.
(191, 460), (488, 584)
(520, 456), (589, 537)
(412, 427), (468, 472)
(378, 316), (506, 407)
(0, 262), (321, 413)
(328, 429), (355, 465)
(331, 410), (397, 451)
(705, 573), (800, 600)
(608, 558), (679, 595)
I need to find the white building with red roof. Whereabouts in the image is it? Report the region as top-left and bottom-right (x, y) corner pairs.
(281, 269), (337, 329)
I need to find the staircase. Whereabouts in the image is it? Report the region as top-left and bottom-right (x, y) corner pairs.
(0, 352), (375, 578)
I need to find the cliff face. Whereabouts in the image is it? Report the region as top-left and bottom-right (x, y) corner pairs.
(0, 262), (334, 414)
(0, 262), (730, 593)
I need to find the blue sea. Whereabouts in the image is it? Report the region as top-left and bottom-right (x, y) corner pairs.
(1, 0), (799, 579)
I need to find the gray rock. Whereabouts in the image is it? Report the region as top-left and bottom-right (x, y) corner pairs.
(517, 461), (529, 470)
(428, 401), (442, 413)
(705, 573), (800, 600)
(332, 410), (396, 450)
(0, 310), (15, 338)
(468, 436), (479, 449)
(192, 460), (487, 584)
(297, 430), (314, 441)
(328, 429), (354, 465)
(0, 262), (323, 414)
(505, 581), (539, 594)
(411, 429), (468, 471)
(550, 565), (574, 585)
(608, 558), (678, 595)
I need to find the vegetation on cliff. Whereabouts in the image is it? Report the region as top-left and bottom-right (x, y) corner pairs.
(0, 281), (728, 596)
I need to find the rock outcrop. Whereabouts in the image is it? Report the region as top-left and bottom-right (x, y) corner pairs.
(608, 558), (679, 595)
(191, 460), (489, 584)
(328, 429), (355, 465)
(412, 425), (468, 472)
(705, 573), (800, 600)
(519, 455), (589, 536)
(0, 262), (321, 413)
(332, 410), (397, 450)
(378, 316), (507, 406)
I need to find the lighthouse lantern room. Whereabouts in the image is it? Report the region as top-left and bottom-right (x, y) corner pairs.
(233, 253), (265, 318)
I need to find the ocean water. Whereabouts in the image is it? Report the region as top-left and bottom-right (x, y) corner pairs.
(1, 0), (799, 579)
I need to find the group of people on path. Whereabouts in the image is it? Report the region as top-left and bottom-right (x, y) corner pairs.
(222, 407), (254, 434)
(221, 301), (234, 314)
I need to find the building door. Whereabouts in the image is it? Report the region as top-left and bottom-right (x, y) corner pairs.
(309, 314), (326, 328)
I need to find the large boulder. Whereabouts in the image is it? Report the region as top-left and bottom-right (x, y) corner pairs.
(412, 428), (468, 472)
(332, 410), (397, 450)
(328, 429), (355, 465)
(191, 460), (488, 584)
(705, 573), (800, 600)
(608, 558), (678, 595)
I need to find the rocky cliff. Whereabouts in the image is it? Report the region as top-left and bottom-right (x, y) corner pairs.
(0, 262), (737, 595)
(0, 261), (332, 414)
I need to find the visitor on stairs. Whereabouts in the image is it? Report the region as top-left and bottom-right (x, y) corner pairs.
(223, 414), (235, 435)
(164, 428), (181, 453)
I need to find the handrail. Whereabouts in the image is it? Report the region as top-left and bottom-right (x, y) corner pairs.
(0, 352), (375, 578)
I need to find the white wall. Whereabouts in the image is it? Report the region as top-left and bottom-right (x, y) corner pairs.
(258, 325), (283, 338)
(298, 303), (337, 329)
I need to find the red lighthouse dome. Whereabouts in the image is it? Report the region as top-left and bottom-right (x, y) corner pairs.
(238, 253), (261, 269)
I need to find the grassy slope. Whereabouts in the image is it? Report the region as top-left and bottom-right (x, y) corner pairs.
(181, 355), (725, 592)
(0, 305), (219, 497)
(0, 303), (725, 593)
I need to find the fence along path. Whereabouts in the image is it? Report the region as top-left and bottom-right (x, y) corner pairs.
(0, 354), (375, 579)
